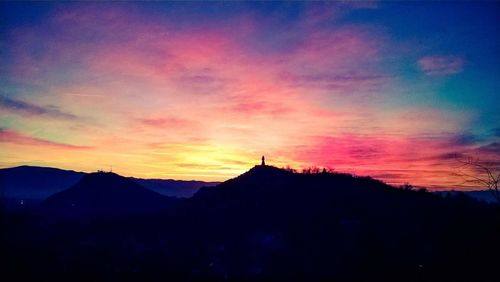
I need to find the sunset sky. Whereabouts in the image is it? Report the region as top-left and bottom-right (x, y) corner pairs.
(1, 1), (499, 189)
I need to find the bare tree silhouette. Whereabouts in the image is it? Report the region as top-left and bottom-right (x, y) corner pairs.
(455, 156), (500, 203)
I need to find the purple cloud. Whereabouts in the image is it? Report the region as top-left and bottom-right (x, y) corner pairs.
(477, 142), (500, 155)
(417, 55), (464, 75)
(280, 72), (390, 93)
(0, 95), (78, 120)
(450, 133), (479, 146)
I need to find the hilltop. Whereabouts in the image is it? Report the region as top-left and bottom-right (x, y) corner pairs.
(1, 164), (499, 281)
(41, 171), (177, 218)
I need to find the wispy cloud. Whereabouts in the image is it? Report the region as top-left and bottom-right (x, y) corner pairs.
(0, 128), (91, 149)
(417, 55), (464, 75)
(450, 133), (480, 146)
(137, 117), (198, 129)
(477, 142), (500, 155)
(0, 95), (79, 120)
(280, 72), (390, 93)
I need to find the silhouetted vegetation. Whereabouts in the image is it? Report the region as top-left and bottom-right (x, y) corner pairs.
(455, 156), (500, 203)
(1, 165), (499, 281)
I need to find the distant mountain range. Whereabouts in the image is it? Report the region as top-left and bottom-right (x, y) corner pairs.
(0, 165), (493, 209)
(2, 164), (499, 281)
(0, 165), (218, 210)
(0, 166), (84, 200)
(434, 190), (498, 203)
(3, 164), (498, 281)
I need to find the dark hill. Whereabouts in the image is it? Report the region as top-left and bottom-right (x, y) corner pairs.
(182, 165), (499, 281)
(0, 166), (84, 200)
(190, 165), (442, 246)
(41, 171), (176, 218)
(2, 165), (499, 281)
(0, 166), (216, 211)
(192, 165), (413, 221)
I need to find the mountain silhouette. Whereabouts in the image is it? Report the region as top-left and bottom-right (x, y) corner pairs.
(1, 165), (499, 281)
(0, 166), (84, 201)
(132, 177), (219, 198)
(191, 165), (416, 221)
(0, 166), (217, 211)
(41, 171), (177, 218)
(181, 165), (499, 281)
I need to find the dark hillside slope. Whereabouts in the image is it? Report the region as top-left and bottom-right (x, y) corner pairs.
(0, 166), (84, 200)
(184, 165), (499, 281)
(41, 172), (176, 218)
(132, 177), (219, 198)
(191, 165), (433, 227)
(1, 166), (498, 281)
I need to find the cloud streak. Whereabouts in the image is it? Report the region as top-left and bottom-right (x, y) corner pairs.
(0, 128), (91, 150)
(417, 55), (464, 75)
(0, 95), (79, 120)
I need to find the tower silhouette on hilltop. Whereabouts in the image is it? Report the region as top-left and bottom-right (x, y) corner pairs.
(261, 156), (265, 166)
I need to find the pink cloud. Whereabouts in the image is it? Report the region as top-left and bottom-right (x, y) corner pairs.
(286, 131), (497, 189)
(0, 128), (92, 150)
(279, 72), (390, 94)
(136, 117), (200, 130)
(418, 55), (464, 75)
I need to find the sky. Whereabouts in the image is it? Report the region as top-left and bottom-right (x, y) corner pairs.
(1, 1), (499, 189)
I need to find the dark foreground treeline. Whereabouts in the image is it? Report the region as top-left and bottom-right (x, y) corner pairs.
(1, 166), (499, 281)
